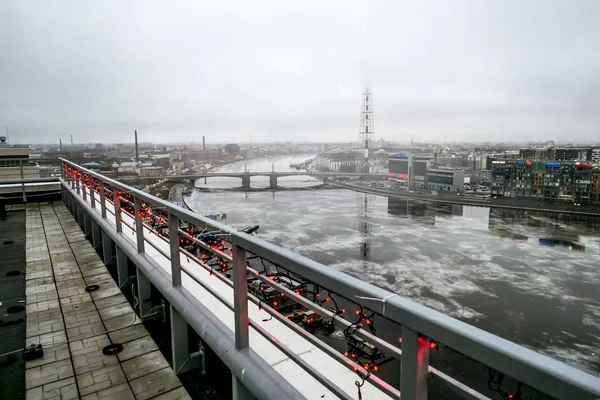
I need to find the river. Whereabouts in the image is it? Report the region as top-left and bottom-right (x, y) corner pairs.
(186, 154), (600, 379)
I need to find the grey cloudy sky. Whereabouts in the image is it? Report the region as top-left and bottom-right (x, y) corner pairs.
(1, 0), (599, 144)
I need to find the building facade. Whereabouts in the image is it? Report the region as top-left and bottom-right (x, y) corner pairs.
(491, 158), (595, 203)
(518, 147), (599, 163)
(426, 168), (465, 192)
(0, 137), (40, 180)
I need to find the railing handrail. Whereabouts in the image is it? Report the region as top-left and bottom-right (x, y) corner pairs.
(60, 158), (236, 236)
(60, 158), (600, 399)
(232, 231), (600, 398)
(0, 177), (59, 185)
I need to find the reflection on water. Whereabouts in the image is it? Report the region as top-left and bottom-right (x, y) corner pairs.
(488, 208), (589, 251)
(186, 156), (600, 374)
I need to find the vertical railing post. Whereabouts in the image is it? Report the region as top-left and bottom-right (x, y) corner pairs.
(60, 163), (65, 203)
(99, 181), (107, 218)
(232, 243), (249, 349)
(20, 160), (26, 203)
(114, 189), (122, 233)
(168, 213), (181, 286)
(400, 327), (430, 400)
(82, 174), (87, 201)
(170, 305), (188, 373)
(134, 197), (144, 253)
(90, 181), (96, 208)
(75, 171), (81, 195)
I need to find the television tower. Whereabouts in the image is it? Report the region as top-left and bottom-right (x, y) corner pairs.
(358, 88), (374, 173)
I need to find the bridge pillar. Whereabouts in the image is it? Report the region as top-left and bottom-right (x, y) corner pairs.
(269, 174), (277, 189)
(241, 174), (251, 189)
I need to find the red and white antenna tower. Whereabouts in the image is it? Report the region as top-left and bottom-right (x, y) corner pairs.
(358, 87), (374, 173)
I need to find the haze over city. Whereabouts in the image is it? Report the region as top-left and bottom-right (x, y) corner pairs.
(1, 0), (599, 144)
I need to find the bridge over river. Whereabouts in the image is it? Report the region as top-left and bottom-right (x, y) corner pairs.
(123, 171), (388, 188)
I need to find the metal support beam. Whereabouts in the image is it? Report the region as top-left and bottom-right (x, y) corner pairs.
(116, 246), (129, 288)
(170, 303), (205, 375)
(232, 244), (249, 349)
(137, 268), (153, 316)
(91, 220), (101, 249)
(171, 304), (189, 374)
(78, 204), (84, 228)
(101, 230), (114, 265)
(64, 190), (70, 211)
(400, 327), (430, 400)
(232, 374), (255, 400)
(134, 196), (144, 253)
(168, 213), (181, 286)
(83, 212), (92, 238)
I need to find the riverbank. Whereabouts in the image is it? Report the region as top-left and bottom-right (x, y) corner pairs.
(331, 180), (600, 217)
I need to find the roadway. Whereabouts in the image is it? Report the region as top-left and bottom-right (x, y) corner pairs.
(332, 181), (600, 217)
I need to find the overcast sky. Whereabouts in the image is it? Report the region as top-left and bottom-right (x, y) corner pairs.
(1, 1), (599, 145)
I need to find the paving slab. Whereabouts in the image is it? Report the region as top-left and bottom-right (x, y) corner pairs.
(151, 387), (192, 400)
(25, 377), (79, 400)
(121, 351), (170, 381)
(23, 202), (190, 400)
(108, 324), (150, 345)
(129, 368), (183, 400)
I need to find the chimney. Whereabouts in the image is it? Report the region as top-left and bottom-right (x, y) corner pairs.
(134, 130), (139, 162)
(202, 136), (206, 151)
(70, 134), (73, 147)
(59, 139), (62, 151)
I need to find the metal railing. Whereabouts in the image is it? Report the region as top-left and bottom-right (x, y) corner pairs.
(57, 158), (600, 400)
(0, 177), (60, 205)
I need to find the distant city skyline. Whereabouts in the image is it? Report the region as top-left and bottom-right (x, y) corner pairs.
(1, 1), (599, 144)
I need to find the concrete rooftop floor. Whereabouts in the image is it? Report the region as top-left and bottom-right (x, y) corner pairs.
(0, 202), (191, 400)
